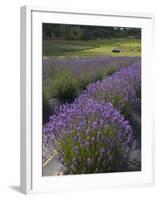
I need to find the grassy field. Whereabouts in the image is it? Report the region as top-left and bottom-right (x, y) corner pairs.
(43, 38), (141, 57)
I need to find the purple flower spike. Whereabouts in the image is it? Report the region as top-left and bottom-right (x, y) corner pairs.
(87, 158), (93, 167)
(73, 146), (79, 154)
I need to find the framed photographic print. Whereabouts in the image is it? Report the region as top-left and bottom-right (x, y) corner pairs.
(20, 6), (154, 194)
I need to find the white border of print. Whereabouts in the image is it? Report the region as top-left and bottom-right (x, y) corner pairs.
(20, 6), (155, 194)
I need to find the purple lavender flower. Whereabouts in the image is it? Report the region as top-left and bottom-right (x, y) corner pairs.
(87, 158), (93, 167)
(83, 139), (89, 146)
(73, 146), (79, 154)
(73, 135), (79, 142)
(43, 97), (135, 174)
(91, 137), (95, 144)
(86, 128), (90, 136)
(100, 147), (105, 156)
(92, 121), (98, 131)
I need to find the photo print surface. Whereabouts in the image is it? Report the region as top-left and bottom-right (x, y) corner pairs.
(42, 23), (141, 176)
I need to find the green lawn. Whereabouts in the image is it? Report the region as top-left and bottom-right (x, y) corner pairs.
(43, 38), (141, 57)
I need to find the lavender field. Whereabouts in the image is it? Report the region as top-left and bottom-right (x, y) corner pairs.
(43, 57), (140, 122)
(42, 24), (141, 176)
(42, 57), (141, 175)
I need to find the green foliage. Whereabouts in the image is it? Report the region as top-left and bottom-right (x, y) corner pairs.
(115, 43), (121, 47)
(64, 26), (84, 40)
(129, 45), (141, 52)
(51, 70), (78, 100)
(43, 90), (51, 123)
(58, 126), (126, 174)
(43, 23), (141, 41)
(78, 74), (92, 90)
(104, 65), (118, 76)
(78, 71), (104, 90)
(76, 65), (118, 91)
(135, 46), (141, 52)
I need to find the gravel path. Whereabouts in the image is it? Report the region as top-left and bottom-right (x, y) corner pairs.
(42, 157), (63, 176)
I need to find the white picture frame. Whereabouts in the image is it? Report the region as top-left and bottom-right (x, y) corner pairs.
(20, 5), (154, 194)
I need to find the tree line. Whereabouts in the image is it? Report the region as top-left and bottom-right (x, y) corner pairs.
(43, 23), (141, 40)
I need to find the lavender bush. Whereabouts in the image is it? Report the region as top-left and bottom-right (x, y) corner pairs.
(50, 70), (78, 100)
(84, 62), (141, 117)
(43, 97), (135, 174)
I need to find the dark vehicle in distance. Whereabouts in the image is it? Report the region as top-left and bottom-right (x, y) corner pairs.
(112, 48), (121, 53)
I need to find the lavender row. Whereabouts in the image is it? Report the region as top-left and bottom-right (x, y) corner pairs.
(83, 62), (141, 117)
(43, 56), (141, 123)
(43, 56), (141, 90)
